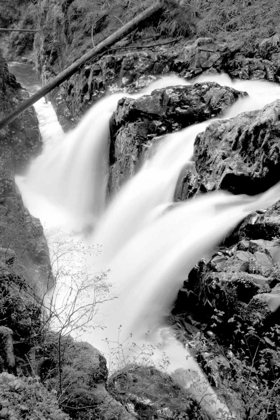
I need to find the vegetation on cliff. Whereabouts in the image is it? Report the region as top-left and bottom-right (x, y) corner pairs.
(0, 0), (38, 59)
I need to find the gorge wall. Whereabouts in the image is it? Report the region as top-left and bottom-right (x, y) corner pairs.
(1, 0), (280, 419)
(34, 0), (280, 132)
(0, 52), (52, 297)
(0, 51), (71, 420)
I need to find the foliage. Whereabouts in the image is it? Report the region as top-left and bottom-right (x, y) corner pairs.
(42, 230), (111, 338)
(0, 0), (22, 28)
(0, 0), (37, 58)
(189, 330), (280, 419)
(189, 0), (280, 44)
(9, 3), (38, 57)
(158, 0), (197, 37)
(10, 230), (116, 419)
(0, 266), (44, 375)
(34, 0), (198, 70)
(0, 372), (69, 420)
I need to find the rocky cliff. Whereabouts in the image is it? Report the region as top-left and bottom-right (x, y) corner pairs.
(1, 0), (280, 419)
(0, 52), (52, 297)
(172, 102), (280, 418)
(0, 51), (70, 419)
(33, 0), (280, 131)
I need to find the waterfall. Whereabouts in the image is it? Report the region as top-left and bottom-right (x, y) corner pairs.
(21, 75), (191, 229)
(14, 70), (280, 419)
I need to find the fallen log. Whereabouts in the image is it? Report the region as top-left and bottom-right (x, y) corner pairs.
(0, 1), (164, 131)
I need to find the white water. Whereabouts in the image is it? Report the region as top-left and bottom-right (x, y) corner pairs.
(13, 70), (280, 419)
(21, 75), (191, 228)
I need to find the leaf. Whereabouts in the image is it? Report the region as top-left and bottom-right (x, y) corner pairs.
(263, 336), (276, 348)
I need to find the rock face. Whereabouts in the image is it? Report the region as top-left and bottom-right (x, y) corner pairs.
(173, 35), (280, 81)
(0, 53), (42, 172)
(0, 51), (53, 381)
(177, 99), (280, 199)
(109, 82), (246, 194)
(172, 96), (280, 331)
(0, 175), (53, 296)
(0, 51), (51, 296)
(171, 85), (280, 416)
(35, 20), (280, 127)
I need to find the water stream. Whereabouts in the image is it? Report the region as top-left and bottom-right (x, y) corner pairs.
(9, 63), (280, 418)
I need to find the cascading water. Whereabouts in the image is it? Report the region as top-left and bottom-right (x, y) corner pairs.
(22, 75), (191, 229)
(14, 69), (280, 419)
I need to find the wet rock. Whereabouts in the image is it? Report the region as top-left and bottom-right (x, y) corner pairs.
(173, 229), (280, 343)
(251, 291), (280, 314)
(108, 364), (207, 419)
(109, 82), (246, 193)
(180, 100), (280, 198)
(0, 175), (53, 296)
(230, 201), (280, 243)
(0, 53), (51, 297)
(172, 107), (280, 388)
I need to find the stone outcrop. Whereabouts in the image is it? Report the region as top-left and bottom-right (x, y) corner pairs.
(0, 50), (53, 380)
(0, 53), (42, 172)
(170, 83), (280, 416)
(35, 17), (280, 128)
(177, 99), (280, 199)
(0, 51), (52, 296)
(172, 101), (280, 321)
(41, 336), (136, 420)
(108, 364), (206, 419)
(173, 35), (280, 81)
(0, 175), (53, 296)
(109, 81), (246, 194)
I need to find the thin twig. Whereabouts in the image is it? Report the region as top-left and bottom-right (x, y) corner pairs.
(111, 36), (182, 51)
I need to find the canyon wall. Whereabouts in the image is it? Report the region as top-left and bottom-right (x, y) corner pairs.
(1, 0), (280, 418)
(0, 51), (53, 297)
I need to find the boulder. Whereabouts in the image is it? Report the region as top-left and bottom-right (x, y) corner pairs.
(109, 82), (246, 194)
(108, 364), (207, 419)
(229, 202), (280, 243)
(177, 100), (280, 199)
